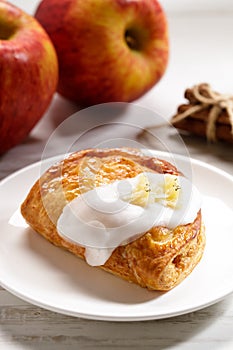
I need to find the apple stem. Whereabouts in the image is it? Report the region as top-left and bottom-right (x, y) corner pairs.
(0, 22), (17, 40)
(125, 29), (140, 51)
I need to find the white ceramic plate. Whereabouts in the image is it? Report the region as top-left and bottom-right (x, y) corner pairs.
(0, 151), (233, 321)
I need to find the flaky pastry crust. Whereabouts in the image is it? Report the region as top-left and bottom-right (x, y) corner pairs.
(21, 148), (205, 291)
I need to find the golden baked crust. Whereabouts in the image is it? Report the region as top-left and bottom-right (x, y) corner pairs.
(21, 148), (205, 291)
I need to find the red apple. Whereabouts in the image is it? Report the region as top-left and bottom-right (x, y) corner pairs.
(35, 0), (168, 107)
(0, 0), (58, 153)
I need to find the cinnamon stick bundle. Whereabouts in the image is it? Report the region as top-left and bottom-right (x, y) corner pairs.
(171, 84), (233, 144)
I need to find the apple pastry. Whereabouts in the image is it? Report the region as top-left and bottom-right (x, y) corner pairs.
(21, 148), (205, 291)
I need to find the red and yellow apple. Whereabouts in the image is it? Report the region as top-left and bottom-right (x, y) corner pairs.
(35, 0), (169, 107)
(0, 0), (58, 153)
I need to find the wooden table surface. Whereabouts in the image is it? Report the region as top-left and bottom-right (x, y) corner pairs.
(1, 1), (233, 349)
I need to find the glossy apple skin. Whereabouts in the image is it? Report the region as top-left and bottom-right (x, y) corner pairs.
(0, 1), (58, 153)
(35, 0), (168, 107)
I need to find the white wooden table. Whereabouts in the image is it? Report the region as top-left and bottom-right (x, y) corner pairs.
(1, 1), (233, 348)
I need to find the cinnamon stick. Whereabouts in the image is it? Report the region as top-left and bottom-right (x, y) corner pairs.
(171, 84), (233, 144)
(172, 106), (233, 144)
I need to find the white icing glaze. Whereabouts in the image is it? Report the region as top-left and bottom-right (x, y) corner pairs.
(57, 172), (202, 266)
